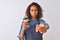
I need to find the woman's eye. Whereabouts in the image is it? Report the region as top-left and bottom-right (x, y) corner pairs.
(31, 10), (33, 11)
(35, 10), (38, 11)
(31, 10), (38, 12)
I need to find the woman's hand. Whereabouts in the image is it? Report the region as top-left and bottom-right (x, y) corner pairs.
(22, 22), (30, 30)
(36, 24), (47, 34)
(39, 24), (47, 34)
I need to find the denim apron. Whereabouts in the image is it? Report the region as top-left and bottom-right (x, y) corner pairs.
(17, 19), (49, 40)
(24, 24), (43, 40)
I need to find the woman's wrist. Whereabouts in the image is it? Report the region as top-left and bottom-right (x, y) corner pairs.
(21, 29), (25, 34)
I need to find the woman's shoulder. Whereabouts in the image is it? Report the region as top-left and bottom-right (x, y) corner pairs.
(39, 19), (46, 24)
(40, 19), (45, 22)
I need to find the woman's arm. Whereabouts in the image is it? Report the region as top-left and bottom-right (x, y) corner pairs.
(45, 23), (49, 30)
(36, 19), (49, 34)
(40, 19), (49, 30)
(20, 21), (30, 39)
(19, 21), (25, 39)
(20, 28), (25, 39)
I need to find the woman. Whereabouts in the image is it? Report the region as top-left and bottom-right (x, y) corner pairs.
(18, 2), (49, 40)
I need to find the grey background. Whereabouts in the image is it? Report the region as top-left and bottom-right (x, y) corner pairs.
(0, 0), (60, 40)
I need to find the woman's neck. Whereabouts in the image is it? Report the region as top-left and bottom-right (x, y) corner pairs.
(32, 17), (36, 21)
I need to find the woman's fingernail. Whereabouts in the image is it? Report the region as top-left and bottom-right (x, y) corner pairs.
(40, 32), (43, 34)
(36, 30), (38, 32)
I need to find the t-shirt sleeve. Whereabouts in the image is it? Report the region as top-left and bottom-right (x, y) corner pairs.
(40, 19), (49, 30)
(17, 21), (25, 40)
(19, 21), (23, 35)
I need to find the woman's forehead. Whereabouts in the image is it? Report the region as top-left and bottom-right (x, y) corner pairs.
(30, 5), (38, 10)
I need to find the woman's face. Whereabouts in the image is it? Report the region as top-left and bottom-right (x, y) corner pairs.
(30, 5), (38, 18)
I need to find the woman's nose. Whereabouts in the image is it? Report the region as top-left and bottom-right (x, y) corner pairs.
(33, 11), (36, 13)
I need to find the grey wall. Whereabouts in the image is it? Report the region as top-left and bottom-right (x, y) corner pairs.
(0, 0), (60, 40)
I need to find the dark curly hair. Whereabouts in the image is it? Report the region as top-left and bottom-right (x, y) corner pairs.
(25, 2), (43, 23)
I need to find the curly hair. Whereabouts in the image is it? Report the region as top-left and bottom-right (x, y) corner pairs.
(25, 2), (43, 23)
